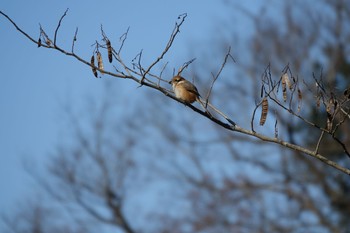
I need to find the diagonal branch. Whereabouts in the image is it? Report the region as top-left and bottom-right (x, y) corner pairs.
(1, 10), (349, 176)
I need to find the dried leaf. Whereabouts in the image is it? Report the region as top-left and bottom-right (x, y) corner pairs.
(107, 40), (113, 63)
(97, 51), (104, 74)
(91, 55), (98, 78)
(260, 97), (268, 126)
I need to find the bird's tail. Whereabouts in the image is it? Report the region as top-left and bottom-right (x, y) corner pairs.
(196, 97), (213, 117)
(197, 97), (236, 126)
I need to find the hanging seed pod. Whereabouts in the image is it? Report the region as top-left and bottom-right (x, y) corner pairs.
(91, 55), (98, 78)
(326, 112), (333, 131)
(107, 40), (113, 63)
(38, 38), (42, 47)
(260, 97), (269, 126)
(96, 51), (104, 74)
(274, 118), (278, 138)
(326, 98), (334, 131)
(297, 88), (302, 113)
(282, 73), (292, 90)
(316, 97), (321, 108)
(282, 74), (287, 102)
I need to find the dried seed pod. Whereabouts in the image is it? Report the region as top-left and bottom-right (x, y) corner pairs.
(282, 74), (287, 102)
(282, 73), (292, 90)
(297, 88), (302, 101)
(297, 88), (302, 113)
(107, 40), (113, 63)
(91, 55), (98, 78)
(96, 51), (104, 74)
(326, 112), (333, 131)
(38, 38), (42, 47)
(316, 96), (321, 108)
(274, 118), (278, 138)
(326, 98), (334, 131)
(260, 97), (268, 126)
(327, 98), (334, 113)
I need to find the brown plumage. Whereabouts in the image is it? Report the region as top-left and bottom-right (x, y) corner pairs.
(169, 75), (212, 116)
(169, 76), (200, 104)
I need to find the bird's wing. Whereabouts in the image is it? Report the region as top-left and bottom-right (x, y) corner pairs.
(182, 81), (200, 96)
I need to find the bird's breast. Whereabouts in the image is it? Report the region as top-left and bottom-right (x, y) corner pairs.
(174, 85), (197, 103)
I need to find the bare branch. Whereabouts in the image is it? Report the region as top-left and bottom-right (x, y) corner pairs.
(54, 8), (69, 46)
(315, 131), (325, 154)
(140, 13), (187, 84)
(0, 10), (39, 45)
(118, 27), (130, 55)
(71, 27), (78, 52)
(1, 9), (349, 176)
(177, 58), (196, 75)
(205, 46), (235, 107)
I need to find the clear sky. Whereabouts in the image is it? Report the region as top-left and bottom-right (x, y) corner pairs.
(0, 0), (262, 227)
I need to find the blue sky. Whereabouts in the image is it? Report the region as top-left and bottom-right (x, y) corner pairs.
(0, 0), (213, 214)
(0, 0), (264, 227)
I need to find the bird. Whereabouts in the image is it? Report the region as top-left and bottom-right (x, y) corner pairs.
(169, 75), (211, 115)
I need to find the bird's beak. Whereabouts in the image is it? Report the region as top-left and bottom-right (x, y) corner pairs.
(168, 80), (172, 84)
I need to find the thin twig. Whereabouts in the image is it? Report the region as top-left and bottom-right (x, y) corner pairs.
(0, 11), (39, 45)
(205, 46), (234, 108)
(71, 27), (78, 52)
(118, 27), (130, 55)
(177, 58), (196, 75)
(54, 8), (69, 46)
(140, 13), (187, 84)
(2, 10), (350, 176)
(314, 131), (325, 154)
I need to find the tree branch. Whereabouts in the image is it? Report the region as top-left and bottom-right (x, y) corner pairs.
(1, 10), (349, 176)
